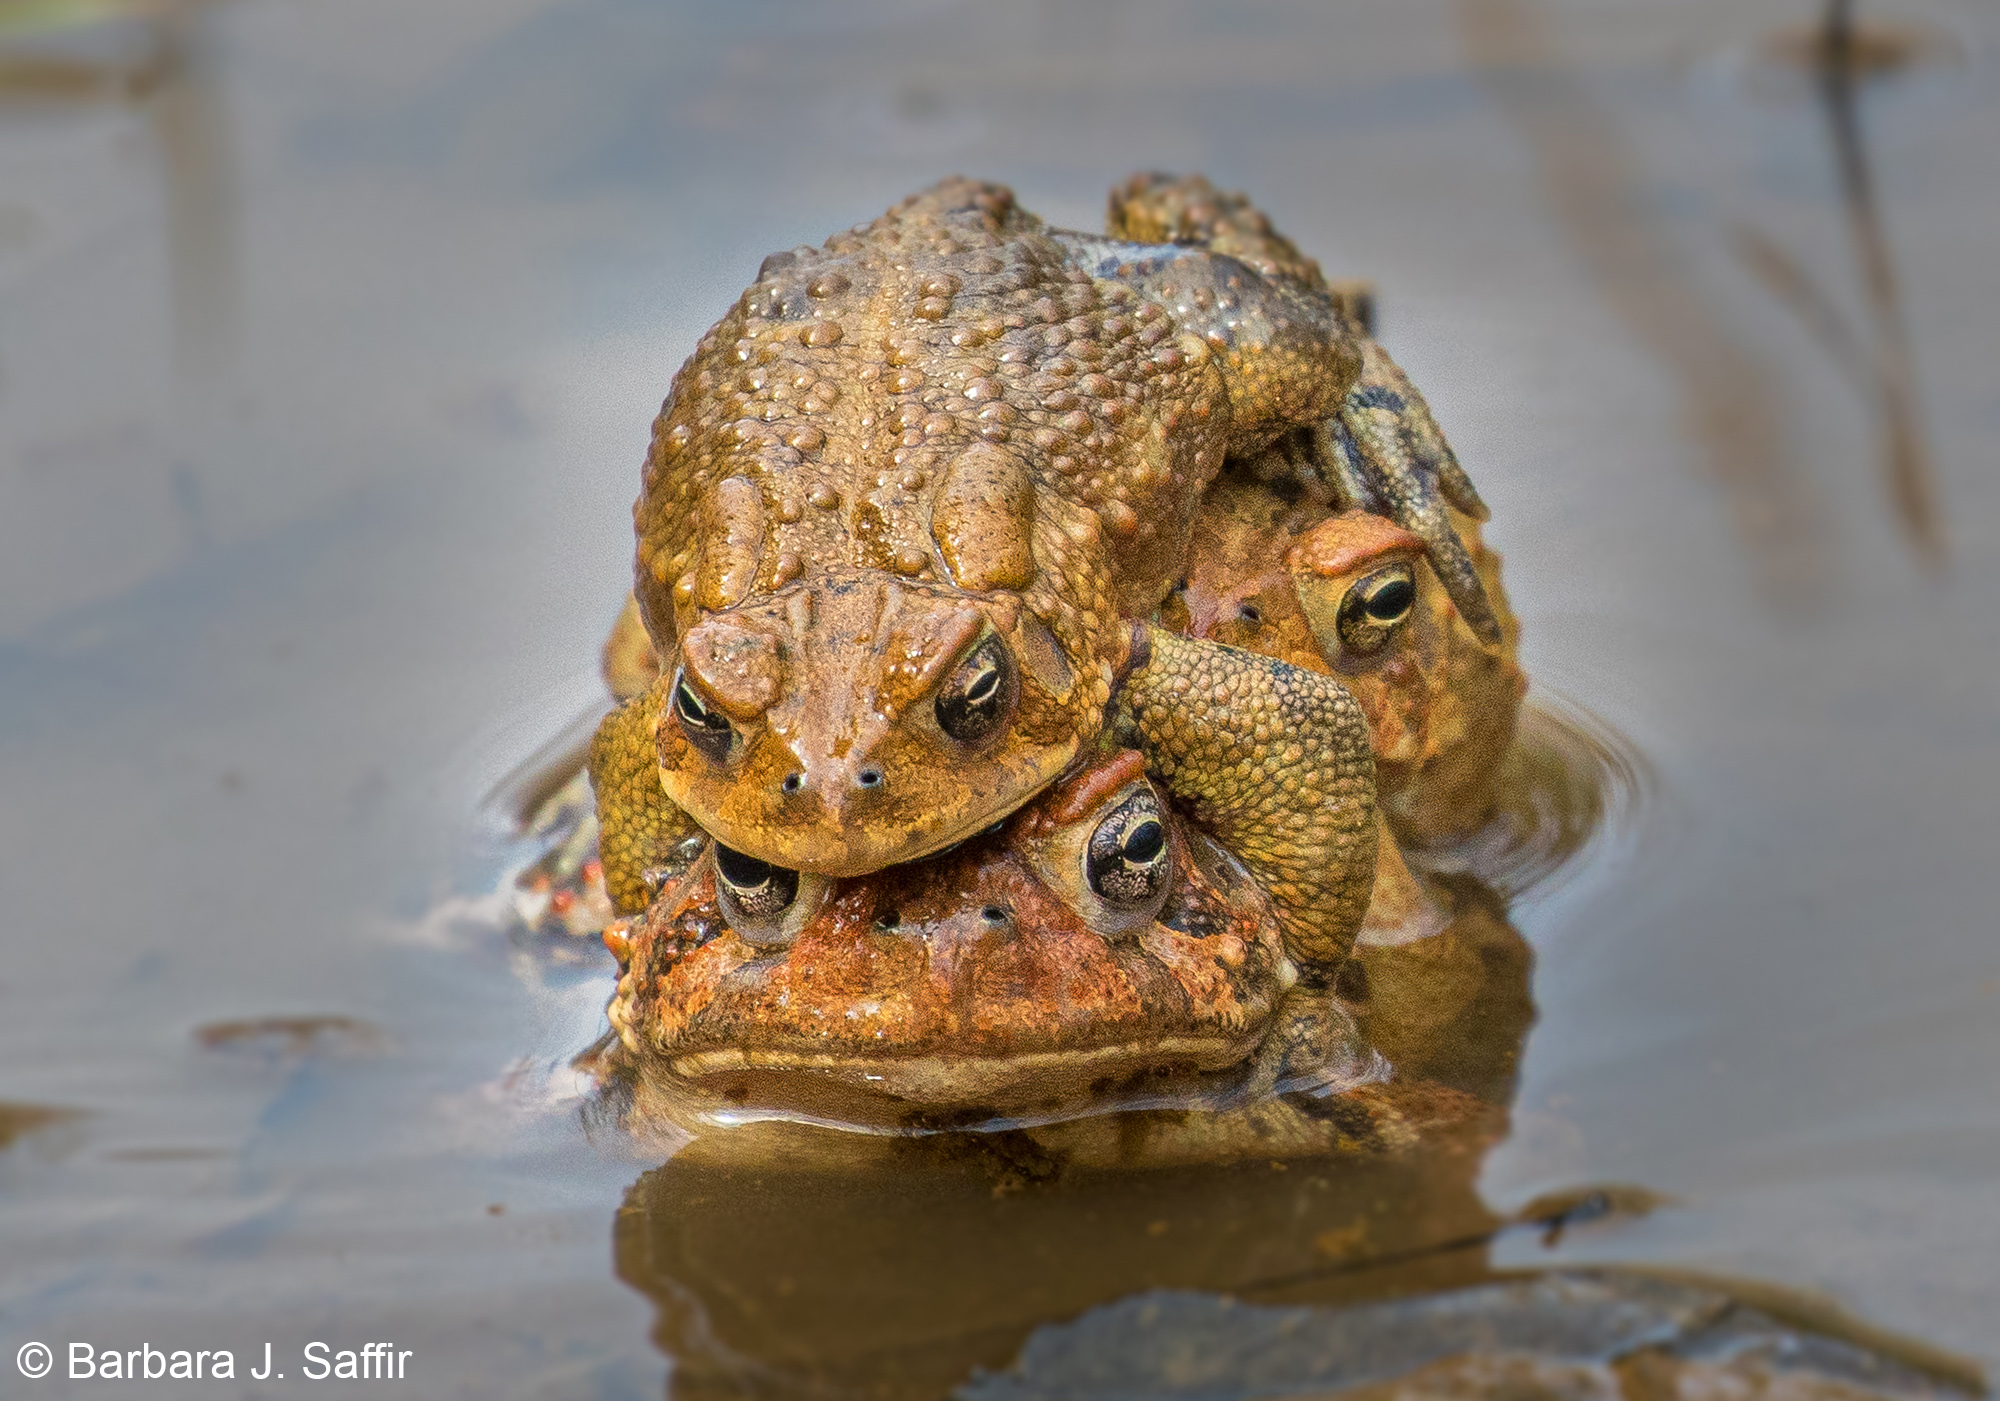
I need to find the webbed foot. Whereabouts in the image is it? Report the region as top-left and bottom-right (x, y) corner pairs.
(1319, 341), (1501, 644)
(1104, 172), (1502, 645)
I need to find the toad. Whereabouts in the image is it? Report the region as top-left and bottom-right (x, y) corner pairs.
(1172, 473), (1525, 846)
(592, 484), (1523, 1128)
(598, 747), (1377, 1132)
(595, 173), (1500, 970)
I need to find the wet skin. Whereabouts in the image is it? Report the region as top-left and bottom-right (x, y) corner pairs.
(600, 749), (1315, 1129)
(594, 489), (1525, 1130)
(597, 173), (1504, 968)
(1173, 473), (1526, 846)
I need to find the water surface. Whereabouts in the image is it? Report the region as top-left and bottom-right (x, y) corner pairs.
(2, 0), (1996, 1395)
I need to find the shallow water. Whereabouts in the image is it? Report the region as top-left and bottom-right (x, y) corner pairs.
(2, 0), (1997, 1396)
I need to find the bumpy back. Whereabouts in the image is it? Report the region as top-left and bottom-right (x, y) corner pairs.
(632, 178), (1238, 693)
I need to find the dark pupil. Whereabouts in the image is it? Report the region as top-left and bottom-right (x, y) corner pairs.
(1122, 819), (1164, 864)
(674, 675), (734, 762)
(715, 843), (799, 917)
(1365, 578), (1414, 621)
(935, 638), (1014, 746)
(964, 665), (1001, 706)
(1086, 795), (1168, 907)
(677, 679), (726, 730)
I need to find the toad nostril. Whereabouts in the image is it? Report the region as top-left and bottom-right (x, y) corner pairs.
(857, 767), (884, 789)
(780, 771), (804, 794)
(981, 904), (1010, 925)
(874, 910), (901, 931)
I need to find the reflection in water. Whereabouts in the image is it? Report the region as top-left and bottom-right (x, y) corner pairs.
(1737, 1), (1943, 562)
(0, 0), (237, 374)
(611, 960), (1520, 1397)
(595, 703), (1973, 1396)
(597, 710), (1605, 1398)
(1454, 0), (1831, 608)
(4, 1), (1996, 1390)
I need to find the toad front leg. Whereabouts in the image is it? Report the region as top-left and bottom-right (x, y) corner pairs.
(1115, 625), (1378, 973)
(589, 682), (706, 915)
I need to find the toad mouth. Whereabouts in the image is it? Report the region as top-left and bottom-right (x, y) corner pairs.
(668, 1032), (1267, 1110)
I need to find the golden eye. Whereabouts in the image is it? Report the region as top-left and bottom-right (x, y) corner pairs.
(934, 634), (1018, 748)
(671, 668), (736, 764)
(1084, 788), (1171, 911)
(1335, 563), (1416, 656)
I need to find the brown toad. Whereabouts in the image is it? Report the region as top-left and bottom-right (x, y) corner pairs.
(1173, 473), (1525, 846)
(599, 748), (1380, 1131)
(595, 174), (1498, 970)
(591, 486), (1524, 1128)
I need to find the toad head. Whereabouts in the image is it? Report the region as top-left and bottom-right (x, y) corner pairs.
(660, 571), (1091, 879)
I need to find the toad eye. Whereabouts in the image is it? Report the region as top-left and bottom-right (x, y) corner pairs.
(1085, 788), (1171, 910)
(713, 843), (825, 947)
(715, 844), (797, 916)
(934, 635), (1018, 748)
(1335, 563), (1417, 656)
(671, 668), (736, 764)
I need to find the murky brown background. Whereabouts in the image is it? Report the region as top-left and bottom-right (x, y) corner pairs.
(2, 1), (1995, 1396)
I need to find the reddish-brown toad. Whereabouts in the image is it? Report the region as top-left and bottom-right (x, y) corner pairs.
(593, 490), (1524, 1129)
(600, 749), (1372, 1131)
(1174, 474), (1525, 846)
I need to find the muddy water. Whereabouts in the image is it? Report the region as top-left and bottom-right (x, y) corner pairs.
(1, 1), (1996, 1397)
